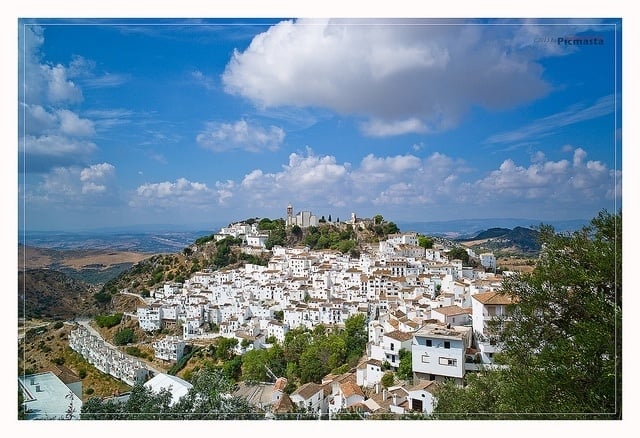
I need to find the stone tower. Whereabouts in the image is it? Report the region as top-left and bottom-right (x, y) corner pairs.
(286, 203), (294, 226)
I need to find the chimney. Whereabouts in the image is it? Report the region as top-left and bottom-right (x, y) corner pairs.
(382, 388), (387, 401)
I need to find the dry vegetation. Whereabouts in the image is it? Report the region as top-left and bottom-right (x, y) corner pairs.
(19, 321), (132, 401)
(20, 245), (150, 270)
(497, 257), (536, 273)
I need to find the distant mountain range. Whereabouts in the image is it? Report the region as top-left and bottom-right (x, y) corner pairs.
(397, 218), (589, 238)
(18, 218), (589, 253)
(456, 226), (542, 255)
(19, 229), (218, 254)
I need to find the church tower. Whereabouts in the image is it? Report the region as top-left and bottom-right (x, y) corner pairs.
(286, 203), (294, 226)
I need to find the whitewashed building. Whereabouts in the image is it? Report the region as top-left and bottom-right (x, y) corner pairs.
(411, 322), (472, 385)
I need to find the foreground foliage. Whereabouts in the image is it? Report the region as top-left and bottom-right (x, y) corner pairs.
(433, 210), (622, 419)
(81, 367), (261, 420)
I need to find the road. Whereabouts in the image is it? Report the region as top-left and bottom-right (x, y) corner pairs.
(119, 290), (155, 306)
(74, 318), (164, 376)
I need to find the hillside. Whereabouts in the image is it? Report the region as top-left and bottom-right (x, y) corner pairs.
(98, 217), (399, 301)
(19, 269), (103, 320)
(19, 244), (151, 285)
(466, 227), (512, 240)
(458, 226), (541, 256)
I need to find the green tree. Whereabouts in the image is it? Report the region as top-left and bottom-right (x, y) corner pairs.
(258, 218), (275, 231)
(215, 337), (238, 362)
(222, 355), (243, 382)
(446, 246), (469, 264)
(265, 219), (287, 249)
(291, 225), (303, 239)
(418, 235), (434, 249)
(266, 343), (287, 378)
(397, 349), (413, 383)
(381, 372), (395, 389)
(343, 313), (367, 363)
(433, 210), (622, 419)
(299, 344), (326, 383)
(113, 328), (135, 345)
(382, 221), (399, 235)
(95, 313), (123, 328)
(82, 367), (260, 420)
(241, 349), (269, 382)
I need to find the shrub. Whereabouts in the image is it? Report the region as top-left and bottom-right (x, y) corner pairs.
(113, 328), (135, 346)
(95, 313), (123, 328)
(53, 321), (64, 330)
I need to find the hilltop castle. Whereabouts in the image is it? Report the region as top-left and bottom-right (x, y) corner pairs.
(285, 203), (319, 228)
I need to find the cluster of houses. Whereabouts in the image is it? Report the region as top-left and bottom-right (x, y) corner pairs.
(22, 214), (515, 419)
(128, 220), (514, 416)
(68, 325), (150, 386)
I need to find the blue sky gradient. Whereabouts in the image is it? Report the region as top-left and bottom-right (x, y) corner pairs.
(18, 17), (622, 231)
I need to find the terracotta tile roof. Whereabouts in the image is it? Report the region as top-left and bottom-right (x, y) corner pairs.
(432, 305), (467, 316)
(292, 382), (322, 400)
(385, 330), (414, 342)
(272, 393), (295, 413)
(408, 379), (438, 393)
(273, 377), (288, 392)
(472, 291), (515, 305)
(340, 381), (364, 398)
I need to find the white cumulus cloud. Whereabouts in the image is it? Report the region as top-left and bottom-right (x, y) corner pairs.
(80, 162), (115, 182)
(131, 178), (219, 208)
(222, 19), (553, 136)
(57, 109), (96, 137)
(196, 119), (285, 152)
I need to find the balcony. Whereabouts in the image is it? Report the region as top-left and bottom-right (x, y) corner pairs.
(478, 340), (498, 354)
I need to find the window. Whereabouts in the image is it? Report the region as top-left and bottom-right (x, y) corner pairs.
(439, 357), (457, 366)
(421, 354), (430, 363)
(426, 339), (432, 347)
(390, 343), (395, 351)
(444, 341), (450, 349)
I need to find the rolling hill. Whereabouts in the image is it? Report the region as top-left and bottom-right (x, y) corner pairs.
(458, 226), (541, 256)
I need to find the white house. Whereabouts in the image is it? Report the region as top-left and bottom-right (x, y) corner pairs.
(144, 373), (193, 406)
(290, 382), (325, 413)
(329, 380), (365, 414)
(19, 371), (84, 420)
(411, 322), (472, 385)
(430, 305), (472, 327)
(479, 253), (496, 270)
(152, 335), (186, 362)
(369, 330), (413, 369)
(356, 358), (384, 388)
(406, 380), (438, 414)
(246, 234), (268, 248)
(266, 320), (289, 344)
(471, 291), (515, 364)
(137, 304), (162, 331)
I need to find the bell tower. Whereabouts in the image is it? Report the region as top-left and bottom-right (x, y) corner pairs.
(286, 203), (294, 226)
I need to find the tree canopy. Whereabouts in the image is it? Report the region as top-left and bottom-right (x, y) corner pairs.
(433, 210), (622, 419)
(81, 367), (261, 420)
(446, 246), (469, 264)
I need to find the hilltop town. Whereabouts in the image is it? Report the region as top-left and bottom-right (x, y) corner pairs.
(33, 205), (516, 418)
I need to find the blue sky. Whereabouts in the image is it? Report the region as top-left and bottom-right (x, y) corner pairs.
(17, 16), (622, 231)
